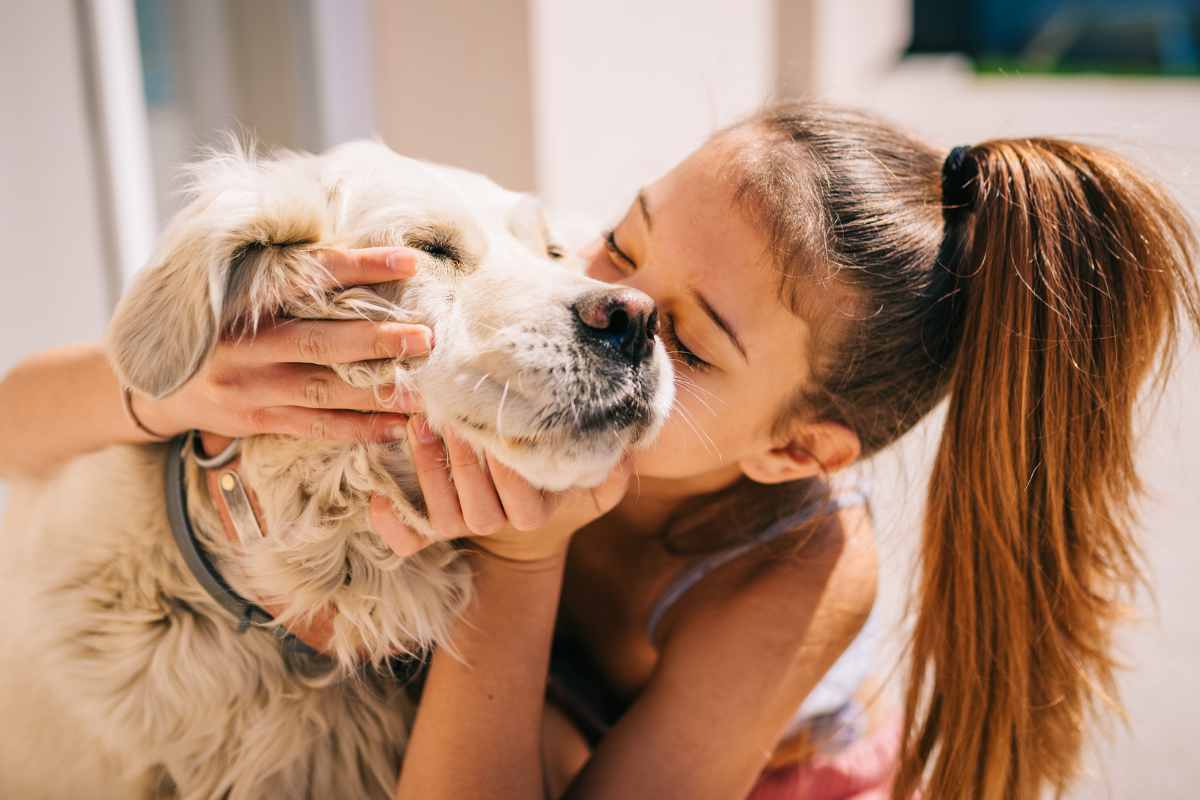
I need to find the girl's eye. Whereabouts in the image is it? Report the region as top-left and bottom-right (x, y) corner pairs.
(662, 313), (711, 372)
(603, 229), (636, 270)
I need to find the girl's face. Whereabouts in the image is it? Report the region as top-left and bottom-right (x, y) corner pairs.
(582, 138), (818, 485)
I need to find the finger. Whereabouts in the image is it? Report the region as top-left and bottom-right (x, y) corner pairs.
(314, 246), (421, 286)
(444, 431), (507, 536)
(248, 406), (411, 443)
(588, 456), (634, 515)
(556, 457), (632, 524)
(369, 494), (430, 558)
(243, 319), (433, 366)
(407, 416), (470, 539)
(486, 452), (556, 531)
(256, 364), (423, 413)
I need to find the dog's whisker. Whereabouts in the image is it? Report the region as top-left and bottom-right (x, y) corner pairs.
(673, 400), (720, 458)
(674, 375), (723, 405)
(675, 382), (718, 417)
(676, 387), (716, 416)
(496, 380), (511, 438)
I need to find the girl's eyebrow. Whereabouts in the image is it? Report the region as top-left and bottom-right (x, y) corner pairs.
(636, 190), (653, 231)
(690, 287), (748, 363)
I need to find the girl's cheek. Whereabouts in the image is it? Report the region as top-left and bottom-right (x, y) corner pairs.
(635, 403), (730, 476)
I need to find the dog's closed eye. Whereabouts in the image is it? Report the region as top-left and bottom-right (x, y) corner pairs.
(406, 225), (466, 269)
(410, 235), (459, 263)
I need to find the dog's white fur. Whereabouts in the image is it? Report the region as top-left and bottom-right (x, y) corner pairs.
(0, 140), (672, 799)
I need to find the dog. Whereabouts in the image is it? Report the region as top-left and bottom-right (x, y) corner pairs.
(0, 140), (673, 799)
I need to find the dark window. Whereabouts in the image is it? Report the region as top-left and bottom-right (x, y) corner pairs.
(910, 0), (1200, 75)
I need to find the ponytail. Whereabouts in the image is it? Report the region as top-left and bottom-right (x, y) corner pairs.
(897, 140), (1200, 798)
(725, 104), (1199, 797)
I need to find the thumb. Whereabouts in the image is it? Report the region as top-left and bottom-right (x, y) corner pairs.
(369, 494), (430, 558)
(588, 456), (634, 517)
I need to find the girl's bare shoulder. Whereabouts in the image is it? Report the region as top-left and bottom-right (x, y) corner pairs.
(658, 503), (878, 654)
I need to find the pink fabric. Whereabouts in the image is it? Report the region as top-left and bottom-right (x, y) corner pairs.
(746, 715), (903, 800)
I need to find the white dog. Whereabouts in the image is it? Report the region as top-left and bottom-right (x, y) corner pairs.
(0, 140), (673, 799)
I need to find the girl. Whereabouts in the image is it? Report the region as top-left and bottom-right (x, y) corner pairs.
(1, 102), (1196, 800)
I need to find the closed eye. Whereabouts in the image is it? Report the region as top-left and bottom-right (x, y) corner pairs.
(662, 313), (711, 371)
(412, 237), (459, 262)
(406, 227), (462, 266)
(603, 229), (635, 269)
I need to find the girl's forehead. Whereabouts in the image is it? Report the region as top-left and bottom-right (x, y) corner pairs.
(647, 145), (812, 370)
(653, 148), (780, 284)
(650, 146), (762, 269)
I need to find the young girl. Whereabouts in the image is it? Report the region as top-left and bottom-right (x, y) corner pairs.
(1, 102), (1196, 800)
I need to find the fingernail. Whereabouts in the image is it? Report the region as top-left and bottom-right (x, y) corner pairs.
(387, 423), (407, 440)
(402, 327), (433, 355)
(410, 415), (438, 444)
(386, 249), (416, 275)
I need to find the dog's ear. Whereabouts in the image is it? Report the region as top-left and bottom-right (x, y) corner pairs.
(107, 143), (330, 398)
(107, 234), (224, 398)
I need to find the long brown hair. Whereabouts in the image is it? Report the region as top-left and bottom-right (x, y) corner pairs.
(719, 103), (1200, 798)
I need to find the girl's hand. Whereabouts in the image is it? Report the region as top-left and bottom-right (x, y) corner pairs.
(131, 247), (430, 443)
(370, 416), (632, 564)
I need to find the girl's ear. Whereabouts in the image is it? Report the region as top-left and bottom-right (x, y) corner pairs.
(739, 421), (861, 485)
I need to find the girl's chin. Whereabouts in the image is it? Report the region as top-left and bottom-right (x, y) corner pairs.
(628, 444), (719, 482)
(628, 446), (679, 480)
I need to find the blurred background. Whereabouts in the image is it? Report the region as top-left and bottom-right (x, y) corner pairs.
(1, 1), (1197, 796)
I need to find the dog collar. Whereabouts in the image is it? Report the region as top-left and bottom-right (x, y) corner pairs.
(164, 431), (324, 657)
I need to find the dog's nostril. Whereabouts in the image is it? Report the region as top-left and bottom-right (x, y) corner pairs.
(608, 308), (630, 338)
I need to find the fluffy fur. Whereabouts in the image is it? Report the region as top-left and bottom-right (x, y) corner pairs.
(0, 140), (673, 798)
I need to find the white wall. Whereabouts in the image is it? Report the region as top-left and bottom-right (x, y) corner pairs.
(0, 2), (112, 373)
(780, 0), (912, 98)
(0, 1), (116, 511)
(373, 0), (778, 223)
(373, 0), (539, 192)
(530, 0), (776, 222)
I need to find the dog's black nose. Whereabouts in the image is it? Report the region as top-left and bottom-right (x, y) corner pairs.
(573, 288), (659, 362)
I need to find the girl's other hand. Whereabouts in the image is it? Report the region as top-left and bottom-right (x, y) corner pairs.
(370, 418), (632, 564)
(130, 247), (430, 443)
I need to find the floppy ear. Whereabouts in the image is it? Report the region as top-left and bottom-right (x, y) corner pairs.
(107, 143), (330, 398)
(107, 233), (223, 398)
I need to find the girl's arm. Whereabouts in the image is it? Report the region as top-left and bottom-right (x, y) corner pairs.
(394, 550), (567, 800)
(0, 248), (426, 481)
(391, 422), (631, 800)
(0, 342), (160, 479)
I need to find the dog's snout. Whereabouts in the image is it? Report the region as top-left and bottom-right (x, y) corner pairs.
(573, 288), (658, 362)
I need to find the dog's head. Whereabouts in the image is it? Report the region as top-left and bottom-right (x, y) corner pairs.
(109, 141), (674, 491)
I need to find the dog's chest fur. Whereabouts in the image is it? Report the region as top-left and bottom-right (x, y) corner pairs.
(0, 442), (457, 799)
